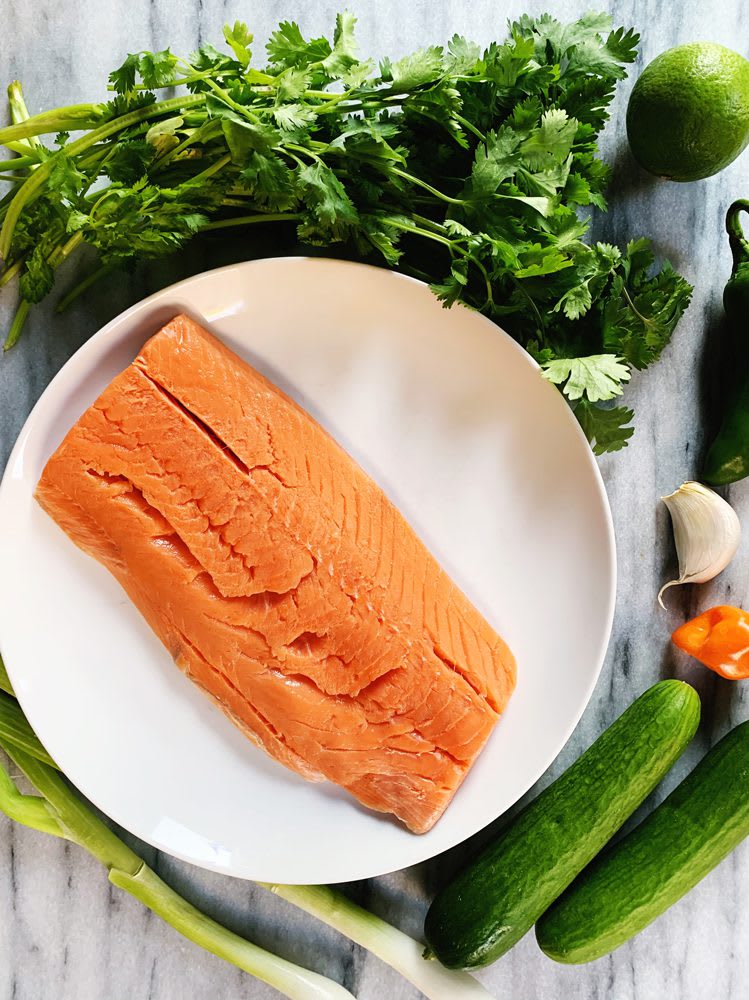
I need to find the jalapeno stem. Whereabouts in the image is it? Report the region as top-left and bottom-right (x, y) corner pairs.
(725, 200), (749, 273)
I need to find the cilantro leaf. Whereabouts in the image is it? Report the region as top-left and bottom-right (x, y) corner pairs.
(240, 152), (298, 211)
(20, 246), (54, 303)
(138, 49), (178, 89)
(321, 12), (359, 79)
(602, 240), (693, 369)
(48, 154), (88, 203)
(275, 66), (313, 102)
(383, 47), (444, 90)
(296, 162), (359, 241)
(103, 139), (155, 183)
(272, 103), (317, 132)
(266, 21), (331, 69)
(605, 26), (639, 64)
(445, 35), (481, 74)
(108, 50), (177, 94)
(109, 53), (139, 95)
(188, 42), (232, 73)
(519, 109), (577, 170)
(575, 400), (635, 454)
(103, 91), (156, 119)
(2, 10), (693, 460)
(222, 118), (281, 160)
(223, 21), (253, 68)
(542, 354), (631, 402)
(469, 127), (521, 199)
(145, 116), (183, 157)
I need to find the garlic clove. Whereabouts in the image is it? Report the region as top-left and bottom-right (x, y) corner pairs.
(658, 481), (741, 609)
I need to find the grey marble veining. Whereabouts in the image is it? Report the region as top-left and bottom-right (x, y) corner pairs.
(2, 0), (749, 997)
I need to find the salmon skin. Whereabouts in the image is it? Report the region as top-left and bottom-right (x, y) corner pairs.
(36, 315), (516, 833)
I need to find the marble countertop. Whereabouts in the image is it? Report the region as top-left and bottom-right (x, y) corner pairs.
(2, 0), (749, 997)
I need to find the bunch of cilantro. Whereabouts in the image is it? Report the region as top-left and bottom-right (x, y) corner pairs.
(0, 11), (691, 452)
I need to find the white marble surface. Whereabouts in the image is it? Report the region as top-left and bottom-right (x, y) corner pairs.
(2, 1), (749, 997)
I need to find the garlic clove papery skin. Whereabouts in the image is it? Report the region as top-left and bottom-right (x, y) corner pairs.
(658, 481), (741, 608)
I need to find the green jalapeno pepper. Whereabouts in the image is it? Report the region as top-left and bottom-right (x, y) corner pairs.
(704, 200), (749, 485)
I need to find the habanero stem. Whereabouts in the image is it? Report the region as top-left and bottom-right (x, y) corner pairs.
(0, 94), (206, 260)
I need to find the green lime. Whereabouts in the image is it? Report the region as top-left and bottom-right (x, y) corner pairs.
(626, 42), (749, 182)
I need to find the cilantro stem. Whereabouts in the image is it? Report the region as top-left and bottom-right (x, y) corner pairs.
(48, 231), (85, 268)
(56, 262), (115, 313)
(284, 142), (323, 164)
(201, 213), (300, 231)
(152, 120), (222, 170)
(621, 283), (652, 326)
(511, 277), (546, 339)
(200, 77), (261, 124)
(190, 151), (232, 183)
(0, 94), (205, 260)
(303, 90), (349, 113)
(3, 299), (30, 350)
(0, 155), (37, 170)
(385, 215), (495, 307)
(276, 147), (308, 169)
(0, 104), (107, 144)
(7, 82), (42, 159)
(3, 232), (85, 348)
(384, 165), (466, 206)
(453, 113), (485, 142)
(383, 216), (454, 249)
(0, 257), (25, 288)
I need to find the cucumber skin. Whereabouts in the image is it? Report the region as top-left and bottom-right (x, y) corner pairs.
(423, 680), (700, 970)
(536, 719), (749, 964)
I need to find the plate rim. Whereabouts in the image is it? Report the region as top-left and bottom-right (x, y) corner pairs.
(0, 256), (617, 881)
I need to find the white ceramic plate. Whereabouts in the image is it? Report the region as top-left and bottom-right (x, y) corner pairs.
(0, 258), (615, 883)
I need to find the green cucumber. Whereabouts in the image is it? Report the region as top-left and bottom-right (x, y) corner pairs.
(537, 718), (749, 963)
(423, 680), (700, 969)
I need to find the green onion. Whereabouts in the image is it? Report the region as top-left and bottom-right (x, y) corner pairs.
(0, 690), (56, 766)
(0, 761), (65, 837)
(0, 683), (479, 998)
(0, 739), (355, 999)
(260, 883), (494, 1000)
(0, 687), (354, 999)
(112, 865), (355, 1000)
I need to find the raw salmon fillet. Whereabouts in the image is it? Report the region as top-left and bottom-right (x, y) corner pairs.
(35, 315), (516, 833)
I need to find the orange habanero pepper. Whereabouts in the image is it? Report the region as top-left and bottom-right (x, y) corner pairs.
(672, 605), (749, 680)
